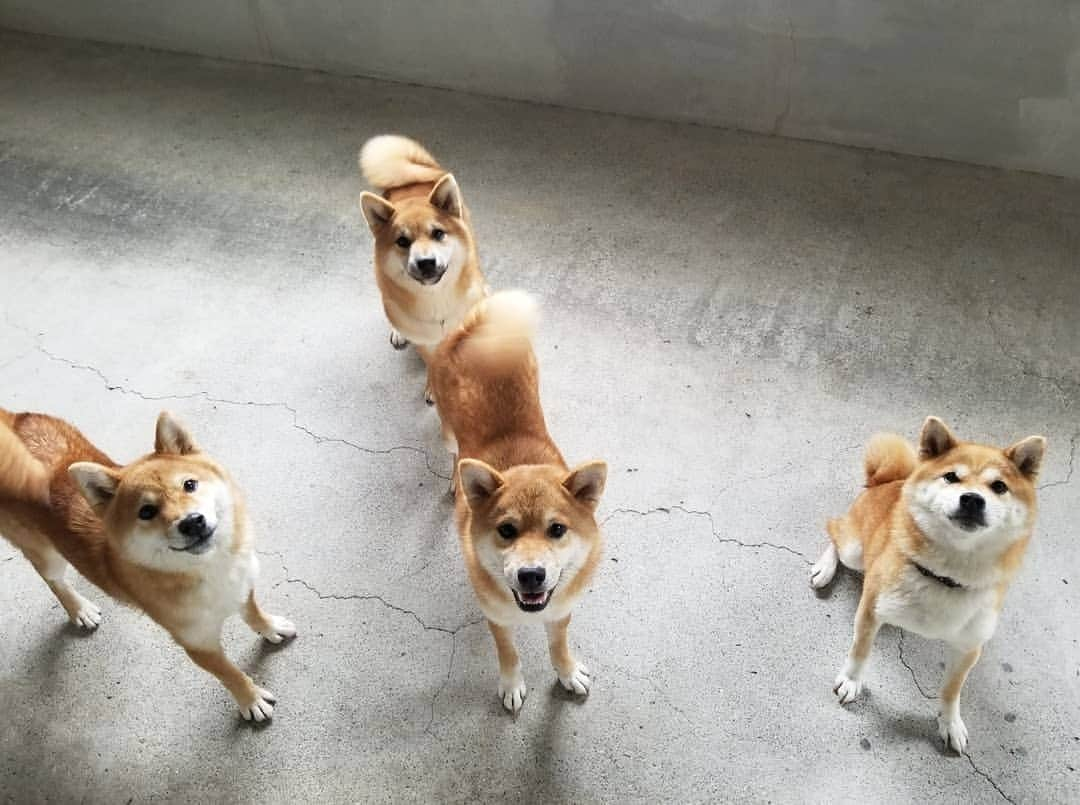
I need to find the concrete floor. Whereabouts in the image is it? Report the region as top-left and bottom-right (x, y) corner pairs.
(0, 30), (1078, 805)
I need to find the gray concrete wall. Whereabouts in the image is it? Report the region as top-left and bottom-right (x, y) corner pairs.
(1, 1), (1078, 178)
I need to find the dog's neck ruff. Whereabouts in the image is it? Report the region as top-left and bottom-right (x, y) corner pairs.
(912, 560), (963, 589)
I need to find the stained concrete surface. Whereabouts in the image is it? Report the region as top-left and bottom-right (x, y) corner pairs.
(3, 2), (1080, 179)
(0, 30), (1078, 805)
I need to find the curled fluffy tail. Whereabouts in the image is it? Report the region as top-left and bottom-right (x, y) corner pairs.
(359, 134), (444, 191)
(452, 290), (539, 372)
(863, 433), (917, 487)
(0, 409), (50, 505)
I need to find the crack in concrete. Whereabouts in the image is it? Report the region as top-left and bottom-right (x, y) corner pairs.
(964, 752), (1016, 804)
(896, 631), (935, 699)
(259, 549), (481, 636)
(603, 504), (810, 562)
(986, 311), (1076, 405)
(426, 632), (458, 736)
(35, 344), (451, 481)
(1039, 430), (1077, 491)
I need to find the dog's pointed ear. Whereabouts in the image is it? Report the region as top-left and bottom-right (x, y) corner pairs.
(360, 192), (395, 233)
(428, 174), (463, 217)
(458, 459), (503, 509)
(919, 417), (957, 460)
(69, 462), (121, 512)
(563, 461), (607, 510)
(155, 411), (198, 455)
(1005, 435), (1046, 479)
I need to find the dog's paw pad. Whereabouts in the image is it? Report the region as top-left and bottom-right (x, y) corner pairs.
(558, 662), (591, 696)
(499, 675), (527, 713)
(239, 688), (277, 722)
(68, 594), (102, 629)
(260, 615), (296, 644)
(833, 673), (861, 705)
(390, 329), (409, 350)
(938, 712), (968, 754)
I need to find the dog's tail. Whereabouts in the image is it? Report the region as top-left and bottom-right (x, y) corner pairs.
(863, 433), (917, 487)
(449, 290), (539, 373)
(359, 135), (445, 191)
(0, 408), (50, 506)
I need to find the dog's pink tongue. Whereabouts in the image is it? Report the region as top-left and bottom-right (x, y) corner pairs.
(521, 591), (547, 603)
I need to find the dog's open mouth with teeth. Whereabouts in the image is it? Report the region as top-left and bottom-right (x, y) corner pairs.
(512, 585), (556, 612)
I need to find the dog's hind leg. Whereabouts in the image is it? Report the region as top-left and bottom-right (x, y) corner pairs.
(545, 614), (591, 696)
(12, 525), (102, 629)
(242, 590), (296, 644)
(488, 619), (526, 713)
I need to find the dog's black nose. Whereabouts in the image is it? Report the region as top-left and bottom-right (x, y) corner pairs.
(959, 493), (985, 512)
(178, 512), (207, 537)
(415, 257), (438, 275)
(517, 566), (546, 591)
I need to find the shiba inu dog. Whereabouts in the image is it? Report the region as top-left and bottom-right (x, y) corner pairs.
(811, 417), (1045, 752)
(428, 291), (607, 713)
(0, 408), (295, 721)
(359, 134), (488, 399)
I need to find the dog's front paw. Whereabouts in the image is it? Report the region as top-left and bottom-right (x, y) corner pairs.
(67, 592), (103, 629)
(833, 673), (862, 705)
(238, 687), (277, 722)
(259, 615), (297, 644)
(390, 329), (409, 350)
(557, 661), (591, 696)
(938, 711), (969, 754)
(499, 672), (527, 714)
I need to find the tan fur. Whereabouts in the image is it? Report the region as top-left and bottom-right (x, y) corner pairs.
(429, 292), (607, 712)
(358, 135), (488, 398)
(814, 416), (1046, 753)
(0, 408), (295, 721)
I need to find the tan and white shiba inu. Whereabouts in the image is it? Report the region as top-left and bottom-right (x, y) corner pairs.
(428, 292), (607, 713)
(811, 417), (1045, 752)
(359, 135), (488, 398)
(0, 408), (295, 721)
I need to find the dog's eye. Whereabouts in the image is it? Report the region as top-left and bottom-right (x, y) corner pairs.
(137, 504), (159, 521)
(942, 471), (960, 484)
(395, 235), (411, 249)
(183, 479), (198, 493)
(548, 523), (567, 539)
(990, 480), (1008, 495)
(496, 522), (517, 539)
(431, 228), (445, 241)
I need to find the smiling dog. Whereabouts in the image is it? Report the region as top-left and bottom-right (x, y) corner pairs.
(0, 408), (295, 721)
(428, 291), (607, 713)
(359, 135), (488, 398)
(811, 417), (1045, 752)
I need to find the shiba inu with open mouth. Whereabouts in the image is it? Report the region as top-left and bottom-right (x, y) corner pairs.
(0, 408), (296, 721)
(428, 291), (607, 713)
(811, 417), (1045, 753)
(359, 135), (488, 400)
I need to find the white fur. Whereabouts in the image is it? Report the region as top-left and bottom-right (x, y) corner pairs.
(239, 687), (277, 722)
(499, 668), (527, 713)
(557, 661), (591, 696)
(809, 543), (838, 589)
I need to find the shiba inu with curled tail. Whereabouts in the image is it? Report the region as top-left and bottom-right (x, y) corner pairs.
(428, 291), (607, 713)
(0, 408), (295, 721)
(359, 135), (488, 400)
(811, 417), (1045, 753)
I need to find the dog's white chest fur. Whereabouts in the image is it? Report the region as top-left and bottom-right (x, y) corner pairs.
(875, 567), (999, 648)
(176, 548), (259, 649)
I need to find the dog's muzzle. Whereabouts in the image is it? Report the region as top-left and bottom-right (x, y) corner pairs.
(949, 492), (986, 531)
(512, 566), (555, 612)
(408, 257), (446, 285)
(171, 512), (216, 553)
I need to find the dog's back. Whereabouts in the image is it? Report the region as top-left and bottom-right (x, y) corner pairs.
(431, 291), (556, 465)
